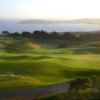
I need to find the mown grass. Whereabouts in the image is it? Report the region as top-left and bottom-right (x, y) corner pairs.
(0, 37), (100, 91)
(0, 44), (3, 47)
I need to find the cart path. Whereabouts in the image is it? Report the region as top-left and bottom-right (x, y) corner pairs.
(0, 82), (70, 99)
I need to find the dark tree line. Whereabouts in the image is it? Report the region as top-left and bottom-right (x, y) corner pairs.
(2, 30), (100, 42)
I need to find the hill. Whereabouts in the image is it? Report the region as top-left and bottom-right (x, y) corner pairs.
(19, 18), (100, 25)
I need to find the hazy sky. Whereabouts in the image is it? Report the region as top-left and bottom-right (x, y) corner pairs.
(0, 0), (100, 20)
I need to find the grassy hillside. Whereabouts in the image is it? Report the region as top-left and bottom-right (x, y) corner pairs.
(0, 37), (100, 91)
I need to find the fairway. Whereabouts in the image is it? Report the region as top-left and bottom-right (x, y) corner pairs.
(0, 38), (100, 91)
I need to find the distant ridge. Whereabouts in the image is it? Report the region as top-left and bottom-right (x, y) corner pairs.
(19, 18), (100, 25)
(19, 19), (67, 24)
(66, 18), (100, 24)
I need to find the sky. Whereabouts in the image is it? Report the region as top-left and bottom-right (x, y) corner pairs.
(0, 0), (100, 20)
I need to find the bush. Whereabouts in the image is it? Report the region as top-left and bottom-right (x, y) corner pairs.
(70, 77), (92, 90)
(58, 43), (67, 48)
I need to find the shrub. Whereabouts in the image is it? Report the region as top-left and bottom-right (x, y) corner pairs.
(70, 77), (92, 90)
(58, 43), (67, 48)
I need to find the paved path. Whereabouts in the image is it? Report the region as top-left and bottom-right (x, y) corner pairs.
(0, 83), (70, 99)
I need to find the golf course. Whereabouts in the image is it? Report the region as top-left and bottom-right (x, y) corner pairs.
(0, 36), (100, 93)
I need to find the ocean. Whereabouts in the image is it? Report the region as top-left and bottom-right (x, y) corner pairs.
(1, 20), (100, 34)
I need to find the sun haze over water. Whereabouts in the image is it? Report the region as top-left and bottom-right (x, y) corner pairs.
(0, 0), (100, 20)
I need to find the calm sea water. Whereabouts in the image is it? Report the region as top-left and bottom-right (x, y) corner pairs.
(1, 21), (100, 33)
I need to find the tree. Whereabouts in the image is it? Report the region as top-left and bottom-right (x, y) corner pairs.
(21, 31), (31, 37)
(50, 31), (59, 39)
(63, 32), (73, 40)
(33, 30), (49, 39)
(13, 32), (20, 37)
(2, 31), (10, 36)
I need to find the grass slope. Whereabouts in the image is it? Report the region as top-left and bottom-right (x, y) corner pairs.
(0, 37), (100, 91)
